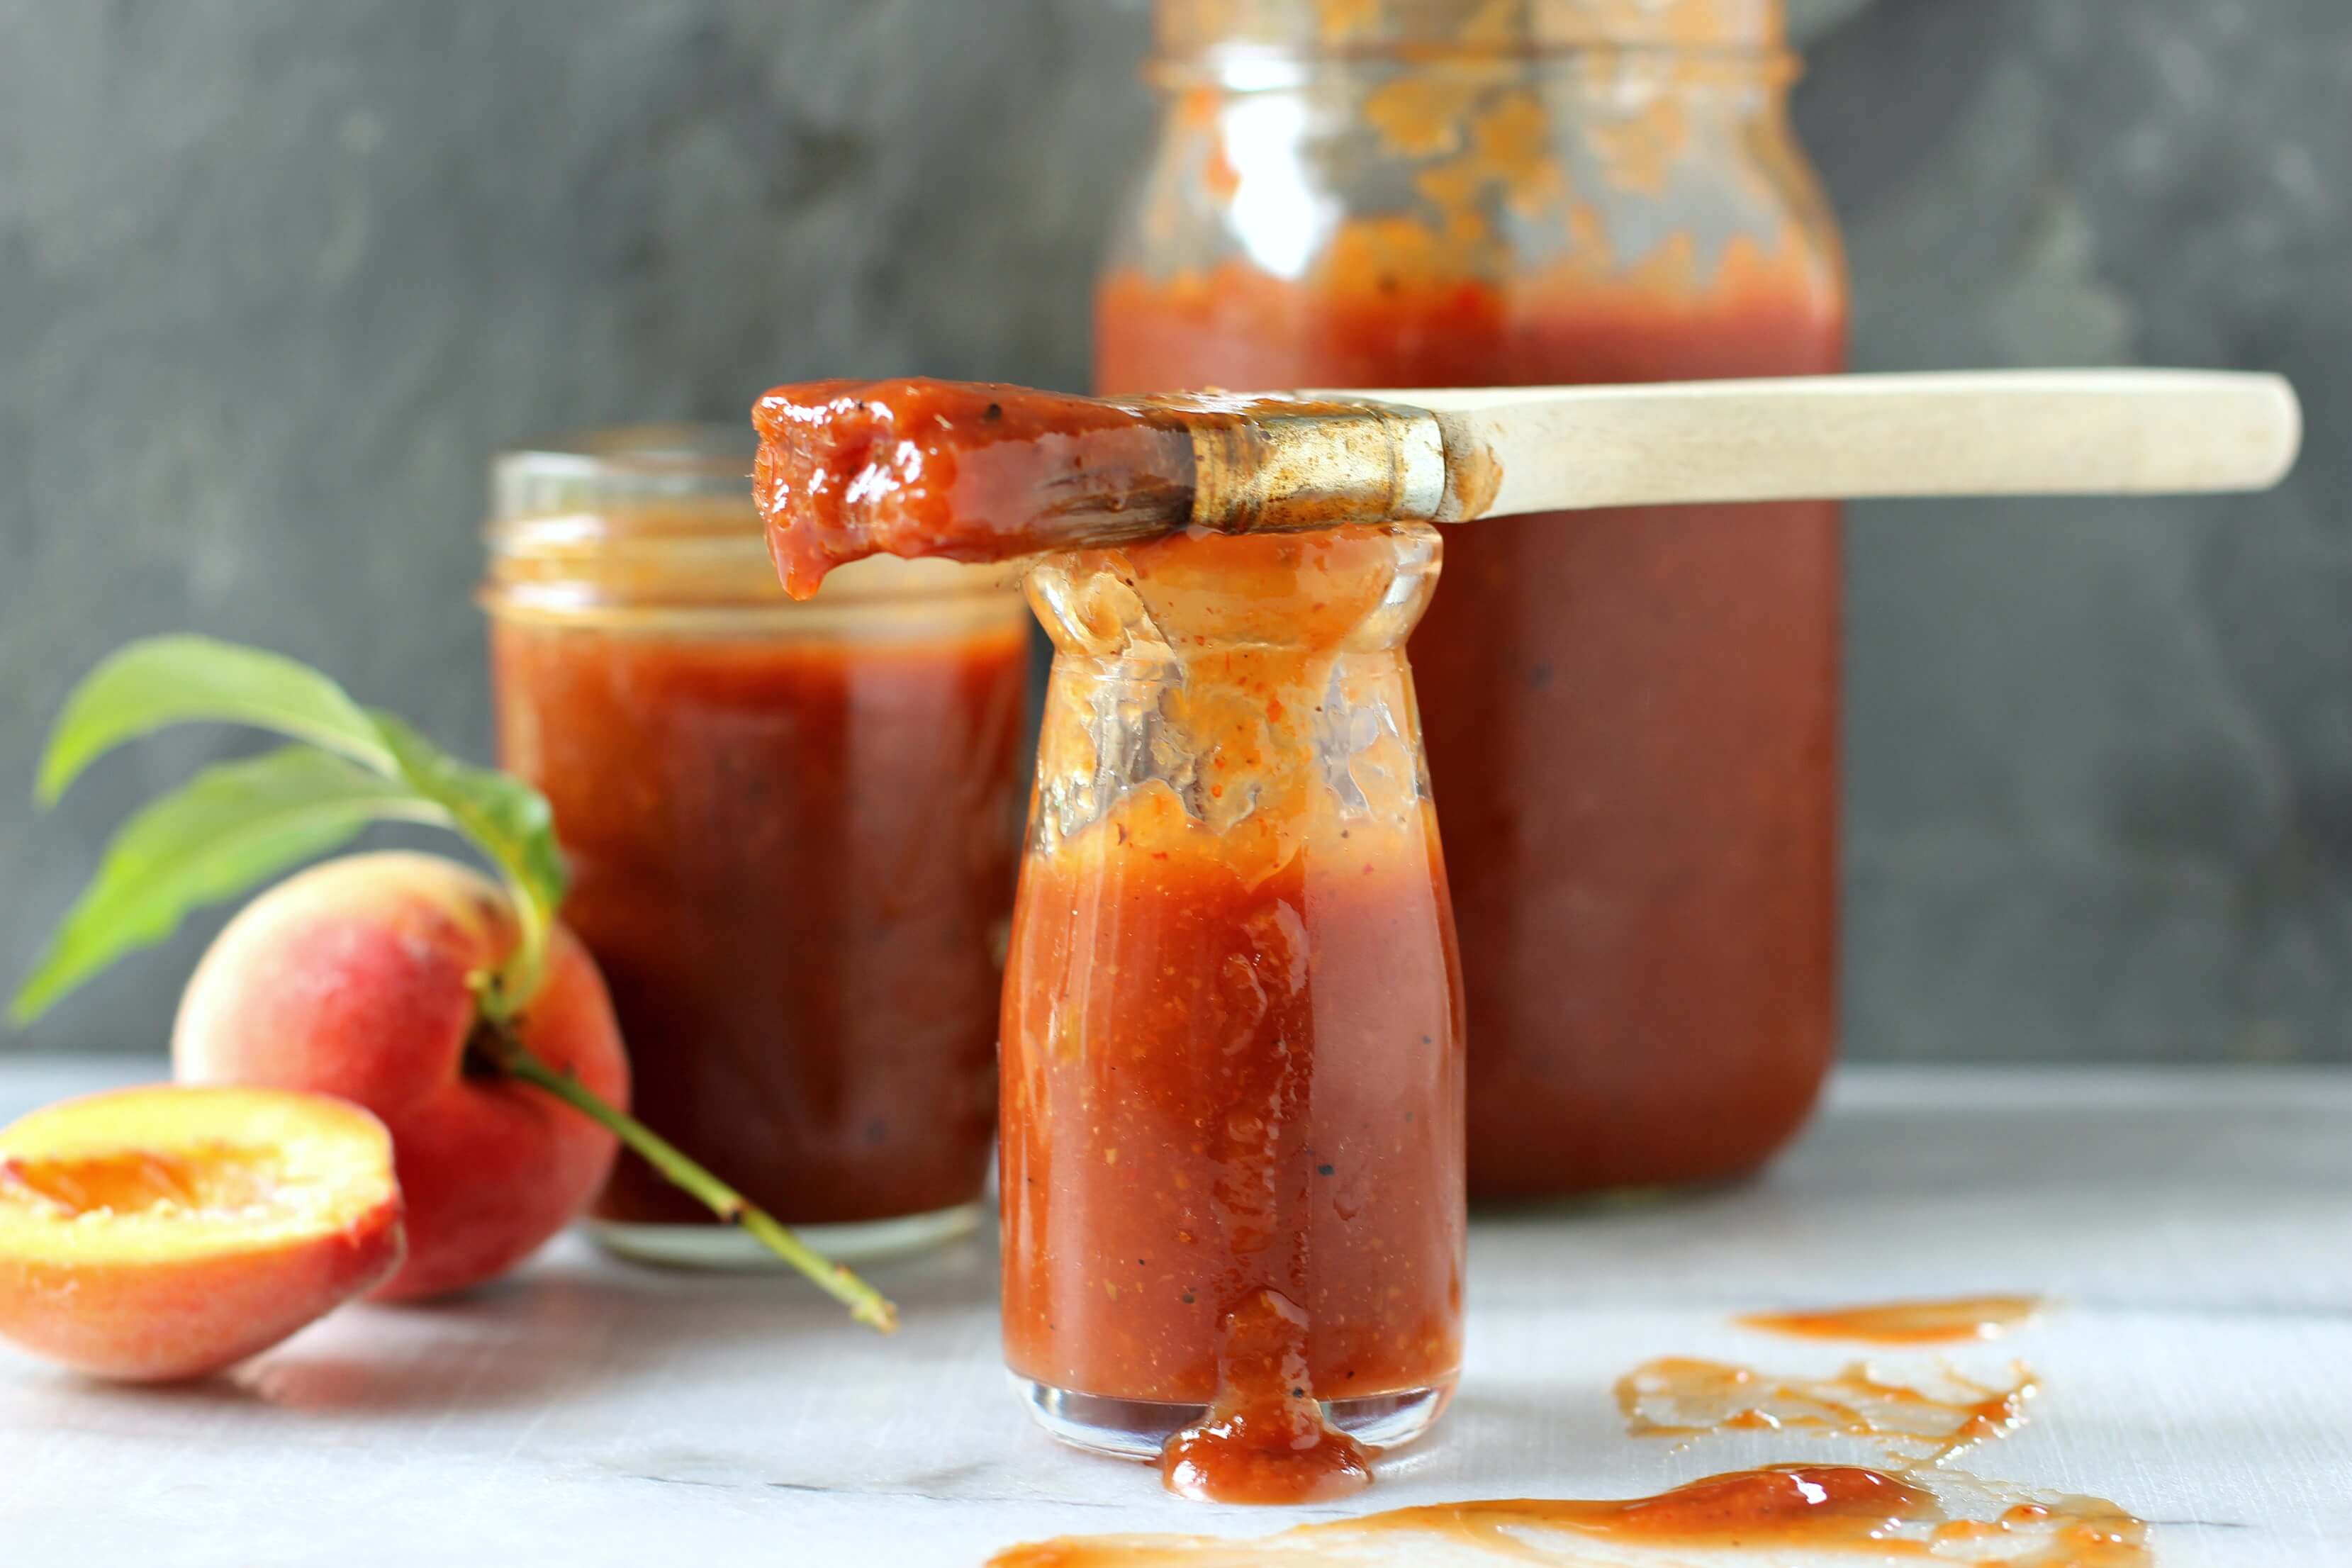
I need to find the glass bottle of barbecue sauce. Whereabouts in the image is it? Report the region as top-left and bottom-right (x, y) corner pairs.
(1001, 525), (1466, 1499)
(1098, 0), (1847, 1198)
(483, 427), (1030, 1265)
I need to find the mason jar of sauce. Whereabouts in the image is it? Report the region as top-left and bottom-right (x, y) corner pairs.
(482, 427), (1030, 1264)
(1098, 0), (1847, 1198)
(1001, 524), (1465, 1501)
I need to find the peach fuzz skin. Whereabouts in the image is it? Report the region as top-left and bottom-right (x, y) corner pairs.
(173, 852), (629, 1301)
(0, 1085), (404, 1382)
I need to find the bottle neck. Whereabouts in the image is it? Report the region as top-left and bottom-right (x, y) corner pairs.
(1026, 527), (1442, 861)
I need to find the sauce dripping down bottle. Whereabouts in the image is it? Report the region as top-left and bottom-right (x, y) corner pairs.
(999, 525), (1467, 1498)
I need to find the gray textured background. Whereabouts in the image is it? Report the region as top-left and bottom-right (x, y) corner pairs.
(1, 0), (2343, 1062)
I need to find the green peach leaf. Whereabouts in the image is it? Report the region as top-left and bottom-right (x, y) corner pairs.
(9, 747), (448, 1023)
(364, 710), (568, 1014)
(365, 710), (568, 926)
(35, 635), (397, 805)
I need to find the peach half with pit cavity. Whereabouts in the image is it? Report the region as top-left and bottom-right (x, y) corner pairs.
(0, 1084), (403, 1380)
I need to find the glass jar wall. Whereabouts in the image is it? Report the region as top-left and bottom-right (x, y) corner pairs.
(483, 426), (1031, 1264)
(1099, 0), (1848, 1198)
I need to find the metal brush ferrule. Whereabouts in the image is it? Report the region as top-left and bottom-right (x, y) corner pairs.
(1163, 397), (1446, 534)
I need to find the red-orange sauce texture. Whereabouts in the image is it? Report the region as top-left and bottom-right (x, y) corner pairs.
(1099, 250), (1846, 1199)
(1001, 837), (1464, 1405)
(752, 379), (1196, 598)
(492, 620), (1028, 1227)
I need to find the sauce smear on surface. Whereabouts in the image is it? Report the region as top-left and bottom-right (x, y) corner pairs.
(1739, 1297), (2044, 1345)
(1617, 1357), (2037, 1467)
(987, 1464), (2149, 1567)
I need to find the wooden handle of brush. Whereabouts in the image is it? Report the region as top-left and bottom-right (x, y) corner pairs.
(1359, 371), (2302, 520)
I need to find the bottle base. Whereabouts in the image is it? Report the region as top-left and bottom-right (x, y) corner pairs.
(1012, 1374), (1456, 1460)
(588, 1200), (982, 1269)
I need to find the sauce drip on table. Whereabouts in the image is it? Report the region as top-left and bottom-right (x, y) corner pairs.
(1618, 1357), (2037, 1467)
(1155, 1291), (1374, 1506)
(987, 1464), (2149, 1567)
(1739, 1297), (2044, 1345)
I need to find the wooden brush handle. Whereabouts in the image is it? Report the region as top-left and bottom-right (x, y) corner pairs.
(1352, 371), (2302, 520)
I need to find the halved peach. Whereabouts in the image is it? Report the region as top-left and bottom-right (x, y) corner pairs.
(0, 1085), (404, 1381)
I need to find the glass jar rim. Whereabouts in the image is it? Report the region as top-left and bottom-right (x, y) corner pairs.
(493, 422), (756, 517)
(484, 422), (1023, 618)
(1143, 45), (1796, 94)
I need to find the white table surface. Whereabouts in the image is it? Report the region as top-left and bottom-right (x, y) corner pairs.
(1, 1054), (2346, 1566)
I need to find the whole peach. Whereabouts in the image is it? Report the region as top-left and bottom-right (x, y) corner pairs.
(172, 851), (628, 1300)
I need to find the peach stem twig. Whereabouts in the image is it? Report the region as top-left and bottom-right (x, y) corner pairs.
(471, 1024), (900, 1333)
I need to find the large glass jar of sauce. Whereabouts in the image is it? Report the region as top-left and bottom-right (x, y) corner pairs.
(1098, 0), (1847, 1198)
(1001, 524), (1465, 1500)
(482, 427), (1031, 1264)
